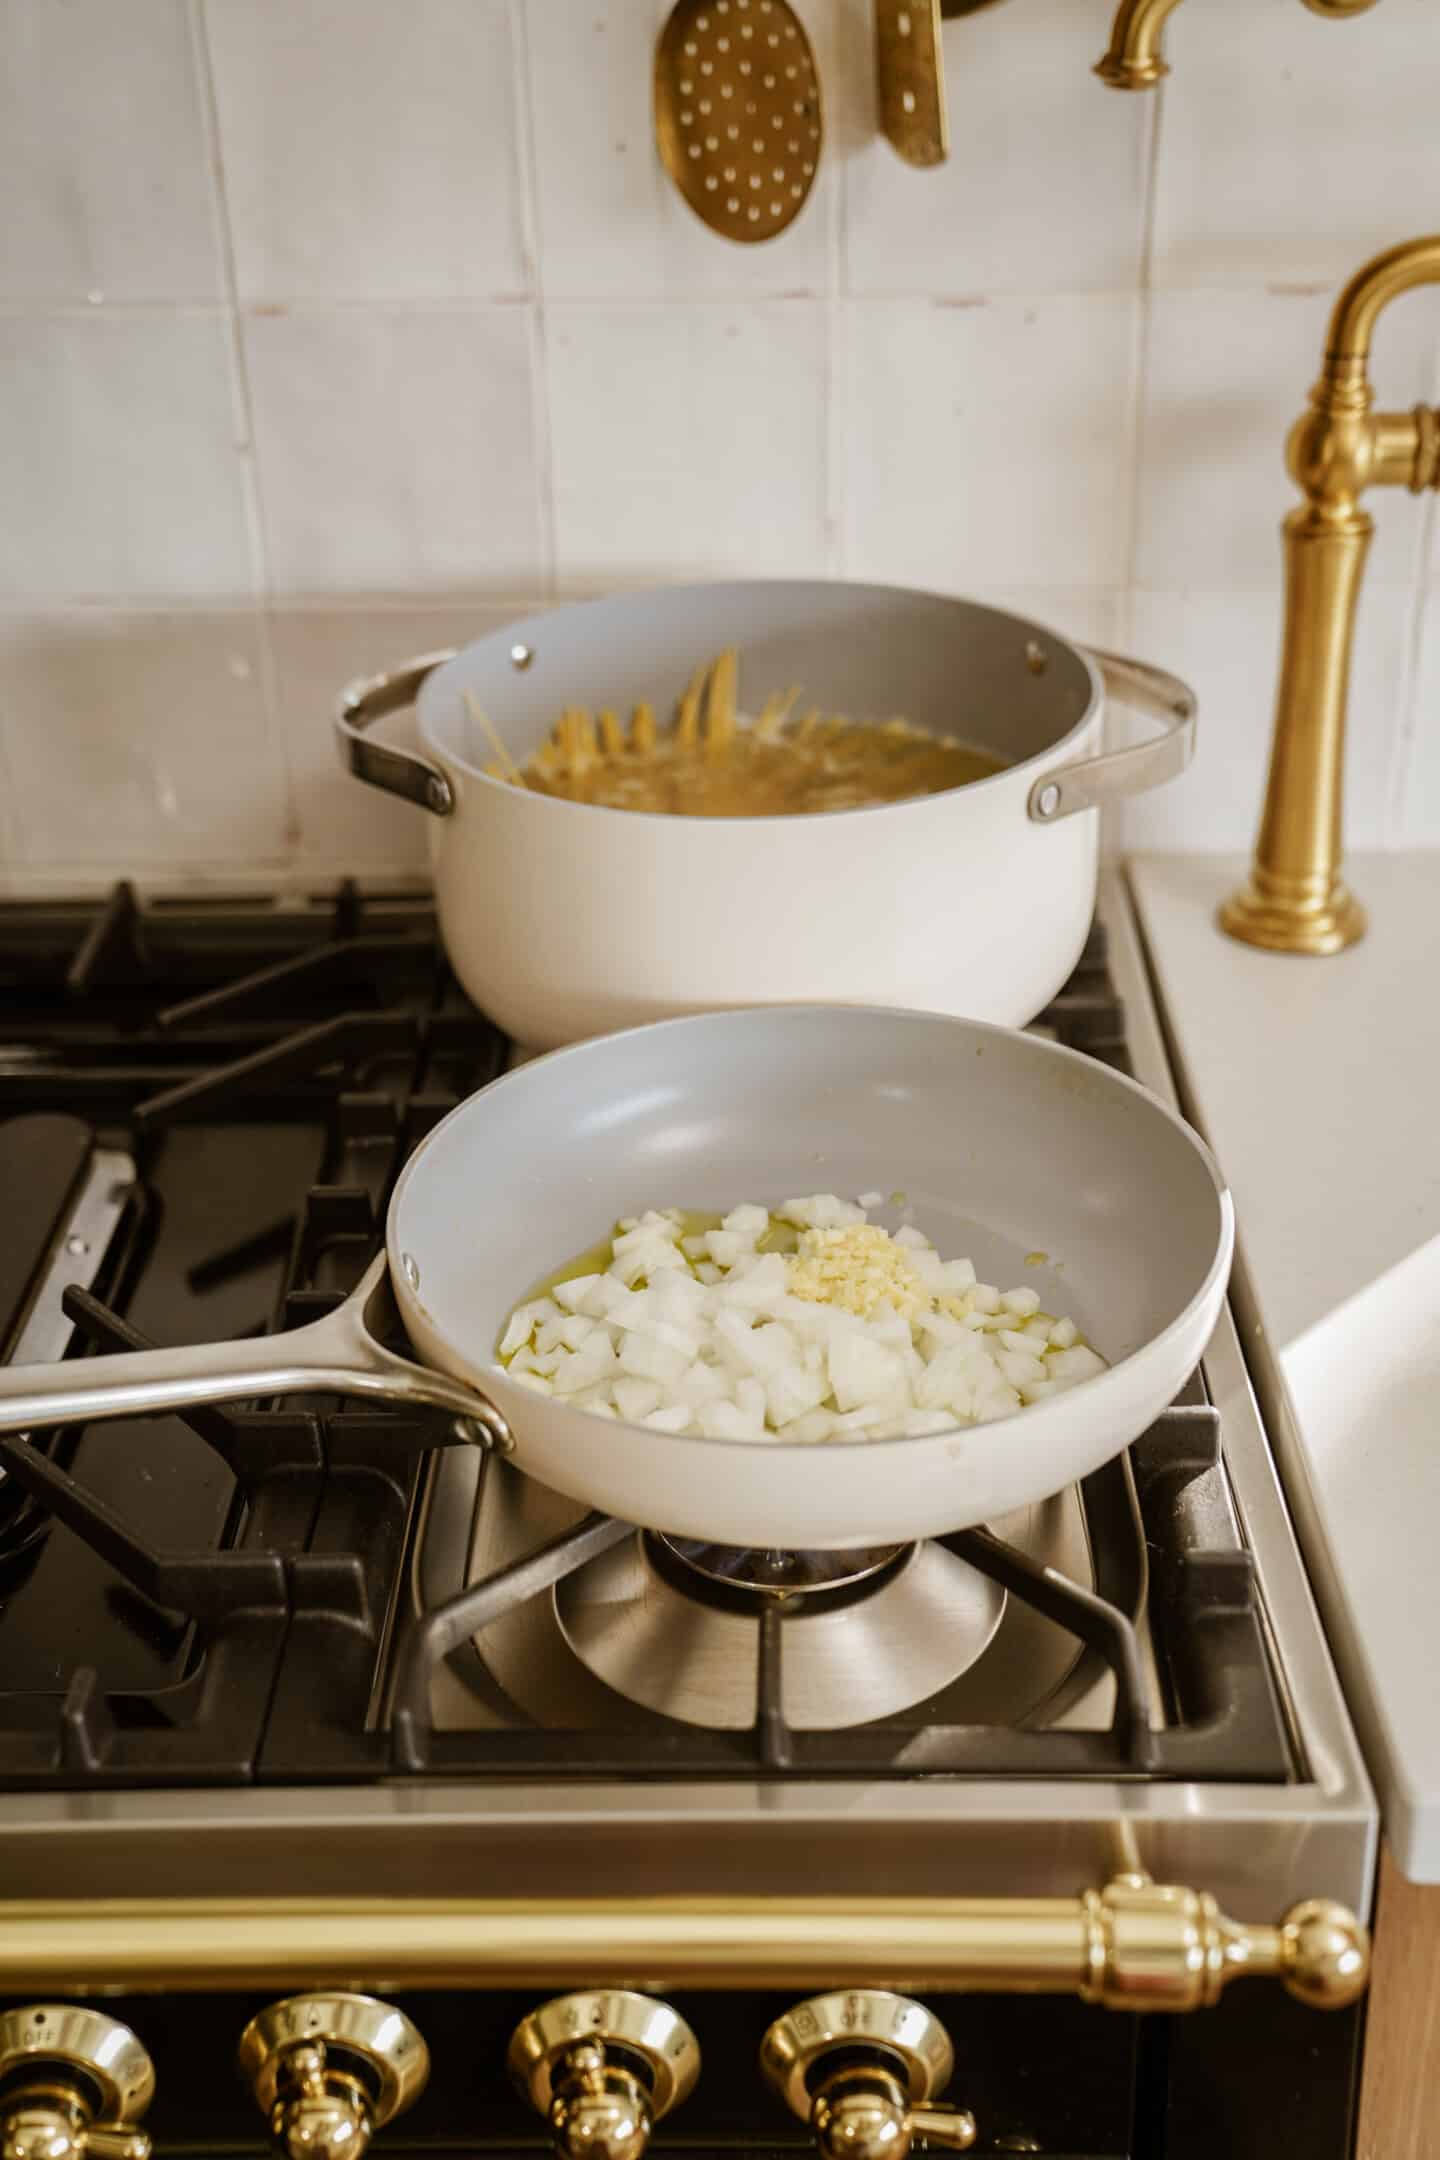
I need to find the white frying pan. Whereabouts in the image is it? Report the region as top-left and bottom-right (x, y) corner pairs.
(0, 1007), (1233, 1551)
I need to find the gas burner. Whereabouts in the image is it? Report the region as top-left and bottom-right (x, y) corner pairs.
(652, 1537), (908, 1599)
(553, 1531), (1006, 1731)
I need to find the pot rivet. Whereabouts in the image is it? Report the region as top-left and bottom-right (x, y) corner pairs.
(509, 643), (534, 671)
(401, 1252), (421, 1290)
(1025, 639), (1049, 675)
(426, 774), (453, 814)
(1037, 782), (1061, 818)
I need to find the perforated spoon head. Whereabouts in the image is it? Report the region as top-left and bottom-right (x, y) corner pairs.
(655, 0), (823, 244)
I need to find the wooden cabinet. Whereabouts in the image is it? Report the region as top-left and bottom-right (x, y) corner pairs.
(1356, 1846), (1440, 2159)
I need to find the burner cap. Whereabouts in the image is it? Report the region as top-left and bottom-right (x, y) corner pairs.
(554, 1535), (1006, 1731)
(653, 1537), (908, 1600)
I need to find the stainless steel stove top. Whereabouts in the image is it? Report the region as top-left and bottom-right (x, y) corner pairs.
(0, 867), (1375, 1922)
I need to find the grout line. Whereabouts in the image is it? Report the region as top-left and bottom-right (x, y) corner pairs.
(823, 25), (847, 578)
(1120, 85), (1163, 610)
(1106, 83), (1164, 848)
(1380, 325), (1440, 845)
(823, 0), (860, 577)
(0, 297), (248, 320)
(0, 593), (554, 626)
(508, 0), (558, 602)
(0, 860), (437, 899)
(1382, 373), (1438, 848)
(0, 705), (26, 868)
(0, 286), (1219, 320)
(187, 0), (299, 852)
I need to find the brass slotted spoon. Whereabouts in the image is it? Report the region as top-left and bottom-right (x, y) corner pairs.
(655, 0), (823, 244)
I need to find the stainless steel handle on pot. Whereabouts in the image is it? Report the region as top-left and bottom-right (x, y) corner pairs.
(1027, 649), (1196, 823)
(335, 653), (458, 816)
(0, 1256), (508, 1444)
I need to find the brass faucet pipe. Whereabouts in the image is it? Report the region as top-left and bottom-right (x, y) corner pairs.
(1220, 237), (1440, 957)
(1325, 235), (1440, 377)
(1094, 0), (1183, 89)
(1096, 0), (1379, 90)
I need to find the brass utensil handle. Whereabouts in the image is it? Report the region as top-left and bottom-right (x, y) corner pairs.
(0, 1255), (505, 1442)
(0, 1881), (1367, 2010)
(876, 0), (949, 167)
(1027, 648), (1196, 823)
(335, 653), (457, 816)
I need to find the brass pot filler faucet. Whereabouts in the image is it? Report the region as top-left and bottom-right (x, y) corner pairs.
(1218, 237), (1440, 955)
(1094, 7), (1440, 958)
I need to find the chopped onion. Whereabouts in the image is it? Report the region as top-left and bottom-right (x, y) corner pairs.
(498, 1196), (1101, 1445)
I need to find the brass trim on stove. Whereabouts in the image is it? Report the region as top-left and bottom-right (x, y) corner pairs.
(0, 1879), (1368, 2013)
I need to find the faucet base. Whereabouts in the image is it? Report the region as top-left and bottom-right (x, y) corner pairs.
(1217, 878), (1367, 956)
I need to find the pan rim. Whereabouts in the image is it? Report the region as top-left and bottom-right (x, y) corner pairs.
(387, 1002), (1235, 1460)
(415, 577), (1105, 831)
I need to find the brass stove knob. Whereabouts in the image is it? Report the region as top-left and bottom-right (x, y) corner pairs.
(0, 2008), (155, 2160)
(761, 1994), (976, 2160)
(508, 1992), (700, 2160)
(238, 1995), (428, 2160)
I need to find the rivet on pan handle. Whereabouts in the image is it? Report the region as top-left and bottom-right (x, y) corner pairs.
(1028, 649), (1197, 823)
(335, 653), (458, 817)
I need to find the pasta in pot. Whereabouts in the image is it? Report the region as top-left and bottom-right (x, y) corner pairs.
(474, 648), (1006, 819)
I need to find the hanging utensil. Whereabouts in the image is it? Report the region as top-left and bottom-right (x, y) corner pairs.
(654, 0), (823, 243)
(876, 0), (948, 166)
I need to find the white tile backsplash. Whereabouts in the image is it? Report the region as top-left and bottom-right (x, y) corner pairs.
(524, 0), (841, 301)
(1399, 574), (1440, 848)
(268, 601), (522, 870)
(0, 312), (255, 604)
(1151, 0), (1440, 291)
(964, 589), (1123, 657)
(0, 612), (289, 869)
(0, 0), (221, 303)
(843, 0), (1152, 298)
(244, 306), (545, 597)
(547, 299), (830, 587)
(4, 0), (1440, 877)
(203, 0), (530, 302)
(1114, 584), (1416, 854)
(846, 295), (1138, 590)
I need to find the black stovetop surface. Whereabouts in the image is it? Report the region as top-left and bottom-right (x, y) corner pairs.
(0, 881), (1290, 1791)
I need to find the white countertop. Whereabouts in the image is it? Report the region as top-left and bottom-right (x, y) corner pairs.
(1129, 851), (1440, 1882)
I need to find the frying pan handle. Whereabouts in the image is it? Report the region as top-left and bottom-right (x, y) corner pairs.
(1027, 649), (1196, 823)
(0, 1256), (508, 1443)
(335, 653), (458, 816)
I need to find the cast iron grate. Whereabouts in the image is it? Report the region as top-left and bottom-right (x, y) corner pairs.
(0, 893), (1289, 1789)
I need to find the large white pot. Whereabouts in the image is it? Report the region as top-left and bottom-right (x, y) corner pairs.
(336, 581), (1194, 1049)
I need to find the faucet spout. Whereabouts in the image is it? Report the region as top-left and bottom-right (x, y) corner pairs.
(1094, 0), (1184, 89)
(1096, 0), (1380, 91)
(1219, 236), (1440, 957)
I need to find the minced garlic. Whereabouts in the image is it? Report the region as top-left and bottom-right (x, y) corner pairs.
(787, 1224), (931, 1321)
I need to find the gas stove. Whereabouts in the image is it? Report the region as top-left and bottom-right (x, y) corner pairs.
(0, 866), (1376, 2160)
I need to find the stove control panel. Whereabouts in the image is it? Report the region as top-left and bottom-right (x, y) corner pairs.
(762, 1992), (977, 2159)
(508, 1991), (701, 2160)
(237, 1995), (428, 2160)
(0, 2007), (155, 2160)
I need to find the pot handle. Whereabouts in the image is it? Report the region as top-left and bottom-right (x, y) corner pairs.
(0, 1255), (510, 1445)
(335, 652), (458, 817)
(1027, 649), (1196, 823)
